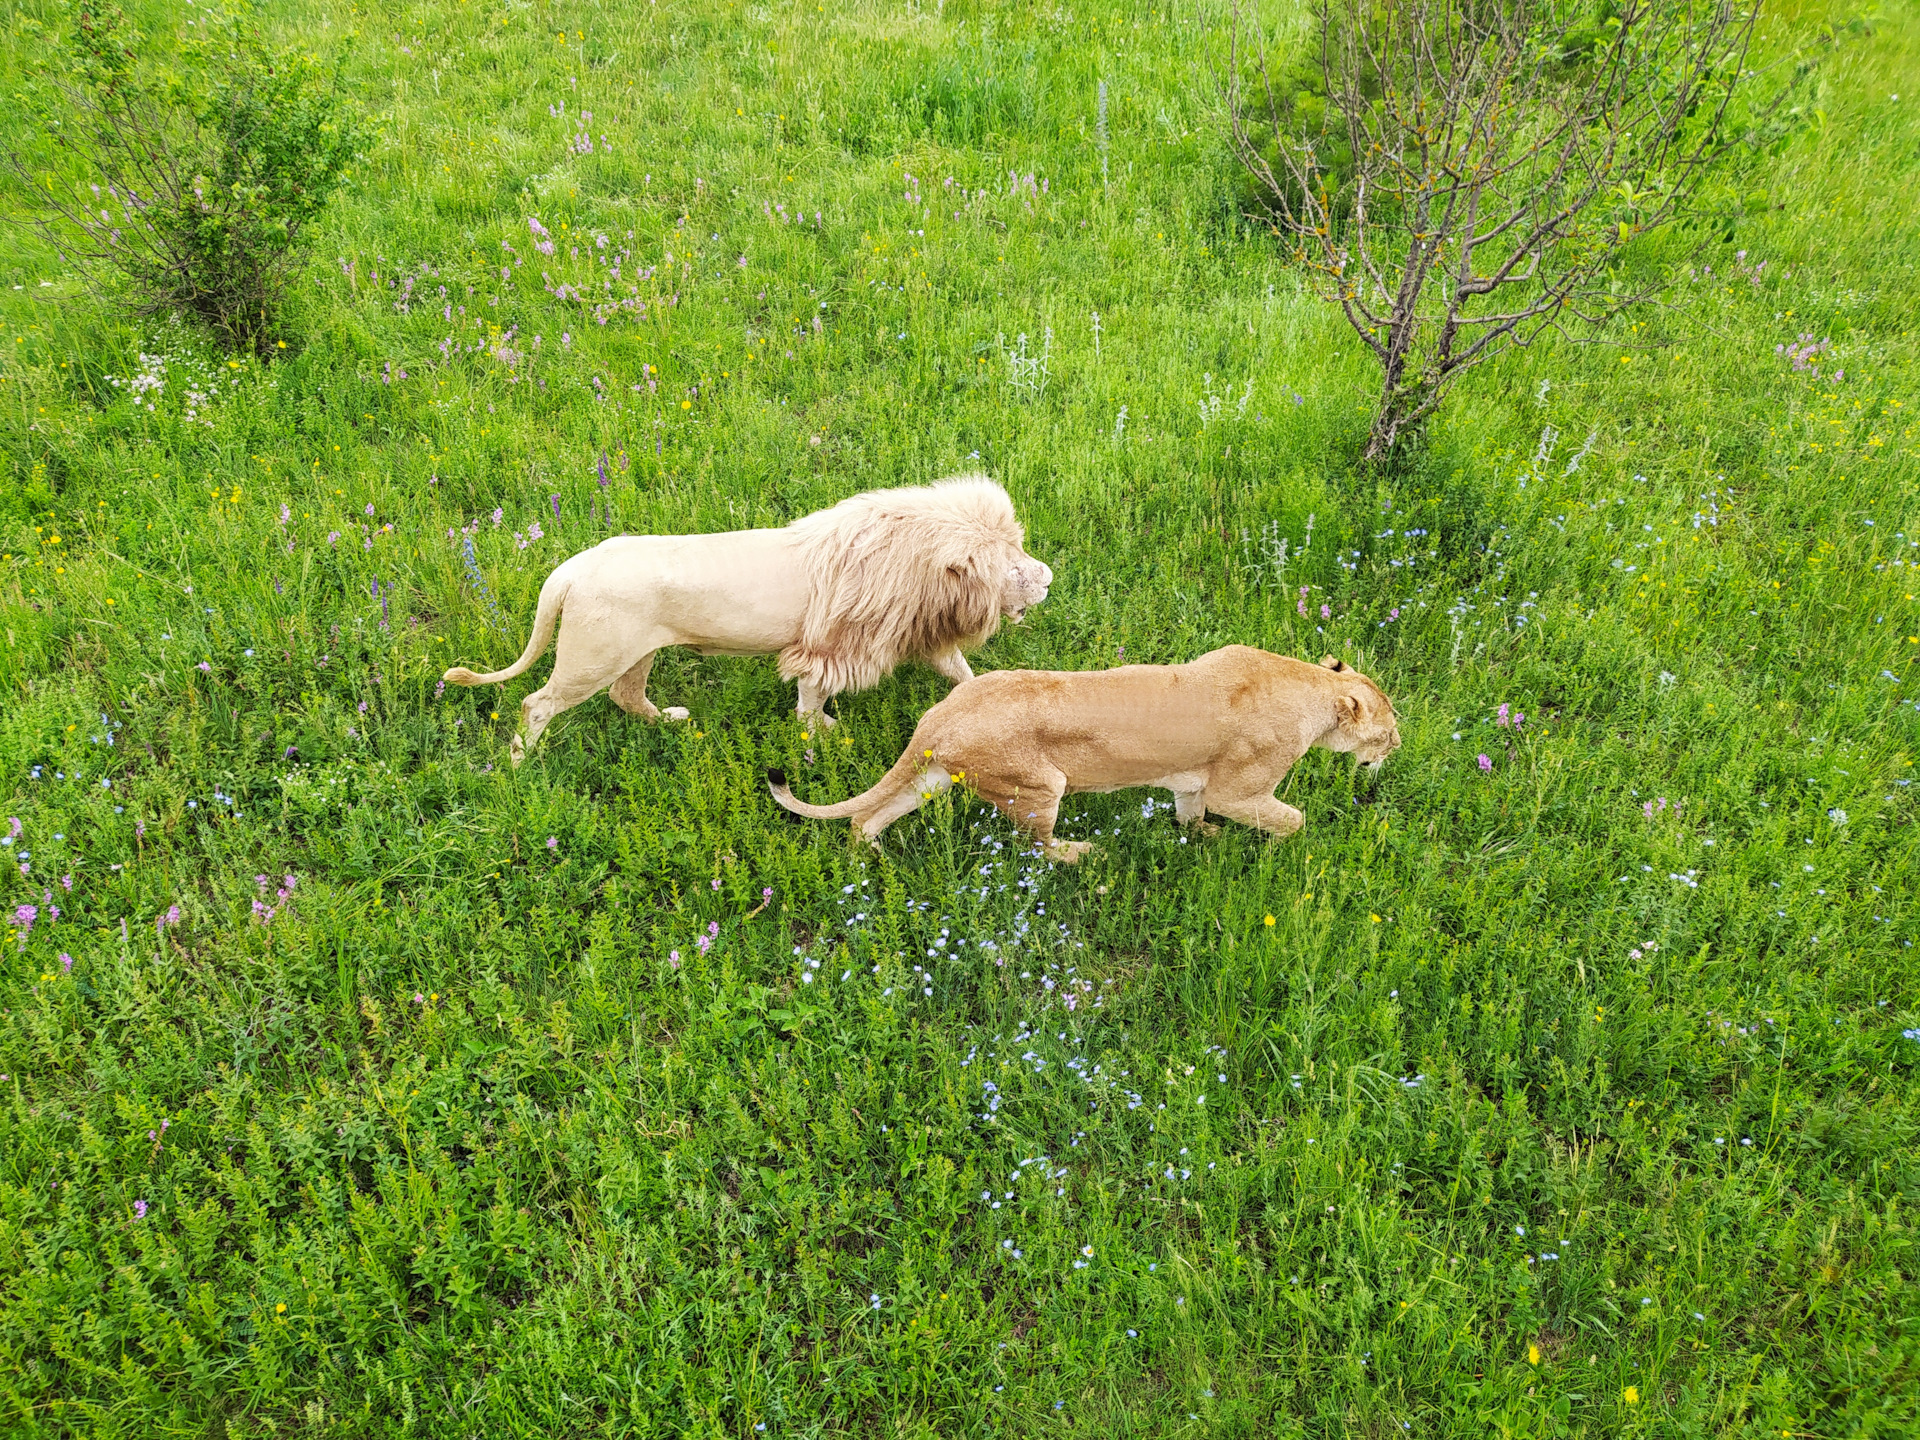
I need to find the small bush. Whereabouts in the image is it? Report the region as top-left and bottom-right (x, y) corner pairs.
(10, 3), (368, 354)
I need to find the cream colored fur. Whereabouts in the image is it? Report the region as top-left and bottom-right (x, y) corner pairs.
(768, 647), (1400, 861)
(443, 476), (1052, 764)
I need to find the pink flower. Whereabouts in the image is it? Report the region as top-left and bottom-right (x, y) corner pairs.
(668, 950), (680, 968)
(133, 1200), (148, 1219)
(59, 952), (72, 974)
(1496, 703), (1510, 727)
(1320, 604), (1331, 620)
(711, 878), (722, 890)
(1477, 754), (1493, 773)
(546, 836), (558, 850)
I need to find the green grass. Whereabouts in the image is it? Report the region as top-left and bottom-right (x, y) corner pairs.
(1, 0), (1917, 1434)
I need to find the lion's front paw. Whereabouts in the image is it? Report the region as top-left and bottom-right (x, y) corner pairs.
(1046, 840), (1095, 864)
(1188, 820), (1221, 838)
(661, 706), (691, 721)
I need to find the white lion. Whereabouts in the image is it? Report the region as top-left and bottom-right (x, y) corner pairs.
(443, 476), (1053, 764)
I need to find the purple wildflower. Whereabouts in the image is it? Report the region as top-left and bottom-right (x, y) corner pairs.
(134, 1200), (148, 1220)
(1477, 754), (1493, 773)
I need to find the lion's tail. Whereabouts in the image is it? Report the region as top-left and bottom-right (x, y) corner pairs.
(444, 571), (569, 688)
(767, 749), (944, 822)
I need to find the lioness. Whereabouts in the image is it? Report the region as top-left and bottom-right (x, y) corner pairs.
(444, 477), (1053, 764)
(768, 647), (1401, 861)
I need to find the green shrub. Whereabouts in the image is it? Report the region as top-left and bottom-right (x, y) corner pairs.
(10, 2), (368, 353)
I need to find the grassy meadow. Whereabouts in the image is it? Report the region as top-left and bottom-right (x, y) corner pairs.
(2, 0), (1918, 1434)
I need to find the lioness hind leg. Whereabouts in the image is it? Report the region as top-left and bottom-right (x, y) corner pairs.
(976, 769), (1080, 861)
(1172, 788), (1220, 837)
(1206, 792), (1306, 839)
(853, 766), (951, 846)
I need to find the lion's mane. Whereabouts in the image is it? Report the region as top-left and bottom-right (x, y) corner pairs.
(778, 476), (1028, 695)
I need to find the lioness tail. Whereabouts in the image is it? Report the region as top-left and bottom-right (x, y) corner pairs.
(767, 749), (926, 821)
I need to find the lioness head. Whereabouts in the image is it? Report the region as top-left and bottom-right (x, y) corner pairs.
(1319, 655), (1402, 768)
(1002, 555), (1053, 622)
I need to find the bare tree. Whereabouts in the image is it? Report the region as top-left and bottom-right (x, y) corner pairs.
(1227, 0), (1768, 461)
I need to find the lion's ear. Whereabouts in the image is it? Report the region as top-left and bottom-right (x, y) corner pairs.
(1320, 655), (1346, 672)
(1335, 693), (1362, 726)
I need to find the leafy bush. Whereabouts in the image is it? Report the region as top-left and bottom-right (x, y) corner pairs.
(10, 3), (367, 353)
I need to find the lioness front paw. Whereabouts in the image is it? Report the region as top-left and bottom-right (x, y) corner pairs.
(661, 706), (691, 721)
(1188, 820), (1221, 838)
(1046, 840), (1095, 864)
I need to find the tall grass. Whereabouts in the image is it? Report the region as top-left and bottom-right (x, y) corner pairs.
(0, 0), (1915, 1435)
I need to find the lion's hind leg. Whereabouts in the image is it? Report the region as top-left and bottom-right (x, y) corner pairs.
(609, 650), (690, 722)
(608, 651), (662, 720)
(511, 622), (636, 764)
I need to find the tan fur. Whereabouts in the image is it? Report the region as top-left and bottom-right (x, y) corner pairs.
(769, 646), (1400, 862)
(443, 476), (1052, 764)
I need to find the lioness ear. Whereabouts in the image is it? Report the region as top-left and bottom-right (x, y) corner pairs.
(1320, 655), (1347, 673)
(1335, 693), (1363, 726)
